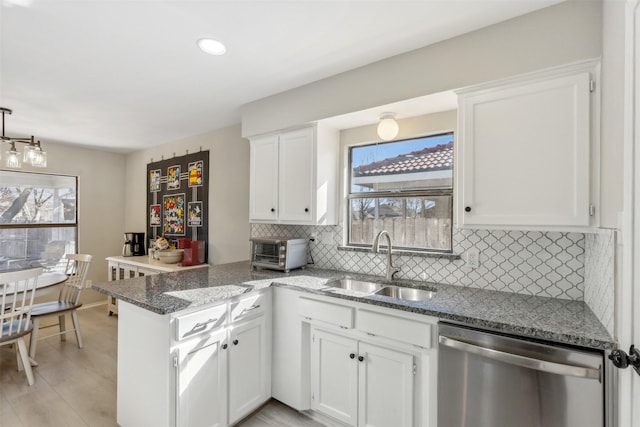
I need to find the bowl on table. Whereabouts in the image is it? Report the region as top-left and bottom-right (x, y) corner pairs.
(155, 249), (184, 264)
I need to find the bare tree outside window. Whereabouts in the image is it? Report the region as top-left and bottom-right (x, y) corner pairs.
(0, 171), (77, 271)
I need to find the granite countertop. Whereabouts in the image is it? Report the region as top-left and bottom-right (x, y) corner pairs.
(91, 260), (616, 350)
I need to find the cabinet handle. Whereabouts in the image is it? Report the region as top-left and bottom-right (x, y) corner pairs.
(233, 339), (239, 346)
(240, 304), (261, 315)
(358, 355), (364, 362)
(271, 208), (275, 213)
(464, 206), (471, 213)
(222, 343), (228, 350)
(349, 353), (355, 359)
(191, 318), (218, 332)
(304, 208), (309, 212)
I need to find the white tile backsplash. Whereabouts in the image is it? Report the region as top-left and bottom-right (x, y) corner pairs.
(251, 223), (589, 300)
(584, 229), (615, 335)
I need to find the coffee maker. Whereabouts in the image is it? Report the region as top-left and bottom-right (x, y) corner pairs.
(123, 232), (146, 257)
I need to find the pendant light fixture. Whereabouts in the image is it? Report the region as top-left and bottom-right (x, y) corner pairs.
(0, 107), (47, 168)
(377, 112), (399, 141)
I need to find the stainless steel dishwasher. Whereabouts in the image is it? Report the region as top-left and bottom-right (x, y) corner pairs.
(438, 322), (605, 427)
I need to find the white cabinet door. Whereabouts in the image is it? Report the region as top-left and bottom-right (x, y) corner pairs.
(278, 127), (315, 223)
(272, 287), (310, 410)
(311, 328), (358, 426)
(228, 315), (269, 425)
(176, 328), (227, 427)
(357, 342), (414, 427)
(457, 67), (596, 231)
(249, 135), (279, 221)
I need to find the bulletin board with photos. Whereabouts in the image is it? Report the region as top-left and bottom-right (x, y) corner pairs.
(146, 150), (209, 262)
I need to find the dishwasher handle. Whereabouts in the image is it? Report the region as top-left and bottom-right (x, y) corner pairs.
(439, 335), (601, 382)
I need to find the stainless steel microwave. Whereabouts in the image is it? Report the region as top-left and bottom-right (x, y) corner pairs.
(250, 237), (308, 272)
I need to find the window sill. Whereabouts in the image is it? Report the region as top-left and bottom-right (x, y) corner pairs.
(337, 245), (461, 260)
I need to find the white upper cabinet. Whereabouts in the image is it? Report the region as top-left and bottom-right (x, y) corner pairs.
(249, 124), (338, 225)
(249, 135), (279, 221)
(456, 61), (600, 232)
(278, 128), (315, 222)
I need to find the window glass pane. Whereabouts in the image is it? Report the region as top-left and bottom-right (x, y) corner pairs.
(0, 170), (77, 225)
(349, 195), (452, 251)
(350, 133), (453, 193)
(0, 227), (77, 271)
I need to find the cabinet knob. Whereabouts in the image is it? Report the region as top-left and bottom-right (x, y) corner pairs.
(270, 208), (275, 213)
(222, 343), (228, 350)
(233, 339), (239, 346)
(304, 208), (309, 213)
(464, 206), (471, 213)
(358, 355), (364, 362)
(349, 353), (355, 359)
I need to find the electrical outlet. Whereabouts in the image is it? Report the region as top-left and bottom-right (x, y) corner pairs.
(310, 232), (318, 242)
(466, 249), (479, 269)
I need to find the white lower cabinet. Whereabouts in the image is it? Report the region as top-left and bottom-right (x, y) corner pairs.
(176, 328), (228, 427)
(311, 329), (359, 425)
(271, 287), (311, 410)
(358, 341), (414, 427)
(118, 287), (435, 427)
(311, 328), (416, 427)
(176, 316), (268, 427)
(116, 291), (271, 427)
(297, 292), (438, 427)
(228, 315), (269, 425)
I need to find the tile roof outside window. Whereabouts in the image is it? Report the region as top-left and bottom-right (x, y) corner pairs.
(353, 141), (453, 177)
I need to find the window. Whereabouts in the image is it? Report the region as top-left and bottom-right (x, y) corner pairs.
(0, 170), (77, 271)
(348, 133), (453, 252)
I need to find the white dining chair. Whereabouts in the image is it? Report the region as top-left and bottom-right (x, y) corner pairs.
(28, 254), (92, 361)
(0, 267), (42, 386)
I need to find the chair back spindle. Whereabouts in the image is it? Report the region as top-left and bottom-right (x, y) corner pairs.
(58, 254), (92, 305)
(0, 268), (41, 339)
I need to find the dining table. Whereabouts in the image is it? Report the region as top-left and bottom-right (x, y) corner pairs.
(1, 271), (68, 297)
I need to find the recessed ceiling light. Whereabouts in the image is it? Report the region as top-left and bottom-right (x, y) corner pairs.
(197, 38), (226, 56)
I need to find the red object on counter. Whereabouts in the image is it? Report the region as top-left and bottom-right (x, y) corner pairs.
(177, 238), (191, 249)
(180, 240), (205, 266)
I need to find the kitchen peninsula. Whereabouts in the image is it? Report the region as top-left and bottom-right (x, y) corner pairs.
(92, 261), (615, 427)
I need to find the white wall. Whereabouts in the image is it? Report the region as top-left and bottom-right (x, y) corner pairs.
(123, 124), (250, 265)
(5, 141), (127, 304)
(241, 0), (602, 137)
(340, 110), (457, 148)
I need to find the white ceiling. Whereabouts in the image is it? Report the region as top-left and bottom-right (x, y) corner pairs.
(0, 0), (563, 153)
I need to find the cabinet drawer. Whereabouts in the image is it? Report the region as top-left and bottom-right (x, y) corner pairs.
(299, 297), (354, 329)
(358, 309), (433, 348)
(230, 292), (267, 323)
(175, 304), (227, 341)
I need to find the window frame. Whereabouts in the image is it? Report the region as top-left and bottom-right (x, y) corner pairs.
(346, 132), (454, 254)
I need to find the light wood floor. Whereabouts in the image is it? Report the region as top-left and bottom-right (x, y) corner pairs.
(0, 305), (324, 427)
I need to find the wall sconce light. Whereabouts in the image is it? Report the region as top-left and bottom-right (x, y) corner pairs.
(377, 112), (399, 141)
(0, 107), (47, 169)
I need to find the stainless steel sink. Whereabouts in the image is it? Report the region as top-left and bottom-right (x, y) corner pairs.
(324, 278), (385, 293)
(374, 285), (435, 301)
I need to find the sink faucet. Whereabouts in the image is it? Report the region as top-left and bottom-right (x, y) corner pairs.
(372, 230), (400, 281)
